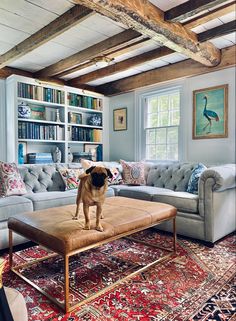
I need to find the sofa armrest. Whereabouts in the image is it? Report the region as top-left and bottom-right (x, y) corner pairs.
(199, 164), (236, 192)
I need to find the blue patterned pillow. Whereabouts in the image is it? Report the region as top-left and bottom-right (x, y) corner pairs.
(187, 163), (207, 194)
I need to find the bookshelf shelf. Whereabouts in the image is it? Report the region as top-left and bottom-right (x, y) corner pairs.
(67, 105), (103, 113)
(18, 139), (66, 143)
(67, 123), (102, 129)
(17, 97), (65, 108)
(6, 75), (105, 164)
(18, 119), (66, 126)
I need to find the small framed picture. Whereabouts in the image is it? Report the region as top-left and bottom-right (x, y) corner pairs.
(113, 107), (127, 131)
(193, 84), (228, 139)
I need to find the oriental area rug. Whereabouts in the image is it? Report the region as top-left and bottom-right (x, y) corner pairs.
(2, 229), (236, 321)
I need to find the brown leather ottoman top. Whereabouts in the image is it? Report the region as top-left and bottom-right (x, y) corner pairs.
(8, 197), (176, 255)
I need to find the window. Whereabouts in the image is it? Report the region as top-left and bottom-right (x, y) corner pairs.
(144, 89), (180, 160)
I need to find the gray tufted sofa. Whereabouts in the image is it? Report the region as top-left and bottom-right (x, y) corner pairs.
(110, 162), (236, 245)
(0, 163), (114, 250)
(0, 161), (235, 250)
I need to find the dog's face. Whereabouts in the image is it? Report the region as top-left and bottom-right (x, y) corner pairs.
(86, 166), (113, 189)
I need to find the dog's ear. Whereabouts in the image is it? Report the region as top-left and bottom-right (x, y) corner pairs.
(105, 168), (113, 178)
(86, 166), (96, 174)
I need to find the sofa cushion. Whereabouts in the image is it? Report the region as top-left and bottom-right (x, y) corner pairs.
(80, 159), (123, 185)
(120, 160), (146, 185)
(0, 162), (27, 197)
(111, 185), (162, 201)
(24, 191), (76, 211)
(58, 168), (84, 190)
(0, 196), (33, 222)
(69, 187), (115, 198)
(187, 163), (207, 194)
(152, 189), (199, 214)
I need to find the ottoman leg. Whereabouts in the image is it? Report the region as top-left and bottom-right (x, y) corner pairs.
(173, 218), (177, 252)
(9, 230), (13, 269)
(64, 255), (69, 313)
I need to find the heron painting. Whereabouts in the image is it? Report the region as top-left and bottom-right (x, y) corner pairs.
(193, 85), (228, 139)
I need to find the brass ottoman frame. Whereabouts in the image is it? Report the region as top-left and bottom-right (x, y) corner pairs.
(9, 217), (176, 313)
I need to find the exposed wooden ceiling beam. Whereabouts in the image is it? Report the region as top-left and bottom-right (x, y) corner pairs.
(96, 45), (235, 96)
(0, 67), (33, 79)
(68, 47), (173, 85)
(183, 1), (236, 29)
(198, 20), (236, 42)
(56, 36), (147, 78)
(72, 0), (221, 67)
(165, 0), (231, 22)
(67, 20), (235, 85)
(0, 5), (93, 69)
(35, 29), (141, 77)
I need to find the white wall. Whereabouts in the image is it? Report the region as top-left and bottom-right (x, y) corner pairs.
(109, 67), (236, 164)
(183, 68), (235, 164)
(0, 79), (6, 161)
(109, 92), (135, 161)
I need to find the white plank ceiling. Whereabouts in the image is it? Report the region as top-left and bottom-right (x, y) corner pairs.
(0, 0), (235, 86)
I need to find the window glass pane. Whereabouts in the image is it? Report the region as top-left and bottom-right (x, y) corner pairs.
(156, 145), (167, 160)
(167, 127), (178, 144)
(146, 145), (156, 159)
(146, 129), (155, 144)
(147, 113), (158, 127)
(167, 144), (178, 160)
(159, 96), (169, 111)
(170, 93), (180, 110)
(158, 112), (169, 126)
(170, 110), (180, 125)
(156, 128), (166, 144)
(147, 97), (158, 113)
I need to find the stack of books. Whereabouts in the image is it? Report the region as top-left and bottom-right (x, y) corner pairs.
(27, 153), (53, 164)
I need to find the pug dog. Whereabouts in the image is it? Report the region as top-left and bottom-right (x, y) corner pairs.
(73, 166), (113, 231)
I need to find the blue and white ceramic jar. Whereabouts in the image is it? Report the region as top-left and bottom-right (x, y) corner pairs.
(18, 102), (31, 119)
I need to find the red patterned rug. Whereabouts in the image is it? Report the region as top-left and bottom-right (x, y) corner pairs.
(2, 229), (236, 321)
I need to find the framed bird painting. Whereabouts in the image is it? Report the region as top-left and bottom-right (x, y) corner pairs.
(193, 84), (228, 139)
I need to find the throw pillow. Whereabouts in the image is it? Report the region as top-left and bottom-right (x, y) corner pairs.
(120, 160), (146, 185)
(187, 163), (207, 194)
(0, 162), (27, 197)
(59, 168), (84, 190)
(80, 159), (123, 185)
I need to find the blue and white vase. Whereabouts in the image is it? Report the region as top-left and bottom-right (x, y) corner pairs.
(18, 102), (31, 119)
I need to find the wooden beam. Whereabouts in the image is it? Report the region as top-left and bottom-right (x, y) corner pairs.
(96, 45), (235, 96)
(165, 0), (231, 22)
(198, 21), (236, 42)
(0, 5), (93, 69)
(0, 67), (33, 79)
(68, 47), (173, 85)
(56, 36), (147, 78)
(35, 29), (141, 77)
(72, 0), (221, 67)
(183, 2), (236, 29)
(67, 21), (234, 85)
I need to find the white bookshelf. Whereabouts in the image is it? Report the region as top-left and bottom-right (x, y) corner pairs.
(6, 75), (105, 164)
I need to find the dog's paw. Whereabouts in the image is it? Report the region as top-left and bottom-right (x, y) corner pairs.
(72, 216), (78, 220)
(84, 224), (90, 230)
(96, 225), (104, 232)
(101, 214), (104, 219)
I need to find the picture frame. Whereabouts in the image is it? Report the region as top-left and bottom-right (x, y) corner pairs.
(113, 107), (127, 131)
(193, 84), (228, 139)
(84, 144), (99, 161)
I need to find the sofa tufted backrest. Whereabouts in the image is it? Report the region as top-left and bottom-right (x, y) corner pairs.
(146, 163), (196, 191)
(18, 164), (67, 193)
